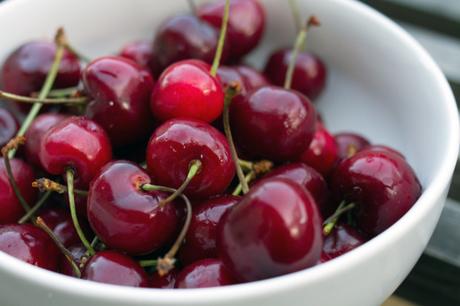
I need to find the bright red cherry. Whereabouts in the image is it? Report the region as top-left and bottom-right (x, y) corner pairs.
(0, 159), (37, 224)
(119, 40), (161, 77)
(320, 223), (366, 263)
(24, 113), (67, 168)
(330, 149), (421, 236)
(334, 132), (370, 161)
(264, 49), (326, 100)
(146, 119), (235, 199)
(82, 250), (149, 287)
(179, 195), (239, 265)
(150, 60), (224, 123)
(0, 224), (60, 271)
(38, 207), (79, 247)
(175, 258), (236, 288)
(83, 56), (155, 147)
(87, 161), (180, 255)
(198, 0), (265, 60)
(59, 243), (85, 276)
(0, 108), (18, 148)
(153, 15), (228, 70)
(300, 123), (338, 177)
(234, 65), (270, 91)
(219, 178), (323, 282)
(39, 116), (112, 187)
(230, 86), (316, 161)
(150, 268), (179, 289)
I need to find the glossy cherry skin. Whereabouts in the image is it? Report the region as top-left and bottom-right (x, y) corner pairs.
(264, 49), (326, 100)
(147, 119), (235, 199)
(0, 159), (37, 224)
(320, 224), (367, 263)
(198, 0), (265, 60)
(365, 145), (405, 159)
(330, 149), (422, 236)
(230, 86), (316, 161)
(1, 41), (80, 96)
(0, 108), (18, 148)
(334, 132), (370, 161)
(261, 163), (328, 217)
(24, 113), (67, 168)
(234, 65), (270, 91)
(150, 268), (179, 289)
(39, 116), (112, 187)
(59, 243), (86, 276)
(87, 161), (180, 255)
(82, 250), (149, 287)
(0, 224), (60, 271)
(151, 60), (224, 123)
(83, 56), (155, 147)
(218, 178), (323, 282)
(175, 259), (237, 288)
(179, 195), (239, 265)
(153, 15), (228, 70)
(38, 207), (79, 247)
(300, 123), (338, 177)
(119, 40), (161, 77)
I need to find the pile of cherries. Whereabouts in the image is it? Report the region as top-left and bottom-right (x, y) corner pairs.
(0, 0), (421, 289)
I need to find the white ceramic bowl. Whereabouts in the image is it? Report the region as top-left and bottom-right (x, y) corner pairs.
(0, 0), (458, 305)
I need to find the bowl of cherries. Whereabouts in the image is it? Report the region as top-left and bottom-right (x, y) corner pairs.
(0, 0), (458, 305)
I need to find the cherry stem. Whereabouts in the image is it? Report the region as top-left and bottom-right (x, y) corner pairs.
(187, 0), (197, 15)
(8, 28), (68, 159)
(139, 259), (157, 268)
(238, 159), (253, 171)
(35, 216), (81, 278)
(32, 178), (88, 196)
(38, 87), (80, 98)
(284, 16), (320, 90)
(0, 91), (88, 105)
(210, 0), (230, 77)
(64, 43), (91, 64)
(323, 201), (356, 235)
(232, 171), (255, 196)
(66, 168), (95, 256)
(288, 0), (302, 33)
(18, 191), (52, 224)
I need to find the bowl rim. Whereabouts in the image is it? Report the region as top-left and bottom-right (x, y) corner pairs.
(0, 0), (458, 304)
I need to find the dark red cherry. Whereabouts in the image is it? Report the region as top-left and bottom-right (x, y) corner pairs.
(151, 60), (224, 123)
(179, 195), (239, 265)
(146, 119), (235, 199)
(264, 49), (326, 100)
(230, 86), (316, 161)
(217, 66), (248, 94)
(39, 116), (112, 187)
(175, 258), (236, 288)
(87, 161), (179, 255)
(334, 132), (370, 161)
(119, 40), (161, 77)
(59, 243), (86, 276)
(1, 41), (80, 96)
(331, 149), (421, 236)
(82, 250), (149, 287)
(150, 268), (179, 289)
(300, 123), (338, 177)
(219, 178), (323, 282)
(365, 145), (405, 159)
(234, 65), (270, 91)
(0, 108), (18, 148)
(0, 224), (60, 271)
(153, 15), (228, 70)
(0, 159), (37, 224)
(83, 56), (155, 147)
(24, 113), (67, 168)
(320, 223), (366, 263)
(38, 207), (79, 247)
(198, 0), (265, 60)
(261, 163), (328, 216)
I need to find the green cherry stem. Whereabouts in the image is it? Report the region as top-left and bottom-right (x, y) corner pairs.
(0, 91), (88, 105)
(322, 201), (356, 236)
(288, 0), (302, 33)
(40, 86), (80, 98)
(139, 259), (158, 268)
(210, 0), (230, 77)
(238, 159), (253, 172)
(232, 171), (256, 196)
(32, 178), (88, 196)
(18, 191), (52, 224)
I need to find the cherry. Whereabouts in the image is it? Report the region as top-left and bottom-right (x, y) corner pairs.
(153, 15), (228, 70)
(365, 145), (405, 159)
(261, 163), (328, 217)
(39, 116), (112, 187)
(83, 56), (155, 147)
(87, 161), (180, 255)
(0, 224), (60, 271)
(178, 195), (239, 265)
(234, 65), (270, 91)
(150, 268), (179, 289)
(334, 132), (370, 161)
(330, 149), (421, 236)
(24, 113), (67, 168)
(218, 177), (323, 282)
(230, 86), (316, 161)
(146, 119), (235, 199)
(82, 250), (149, 287)
(0, 159), (37, 224)
(59, 243), (86, 276)
(299, 123), (338, 177)
(119, 40), (161, 77)
(320, 223), (366, 263)
(38, 207), (79, 247)
(0, 108), (18, 148)
(197, 0), (265, 60)
(175, 258), (236, 288)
